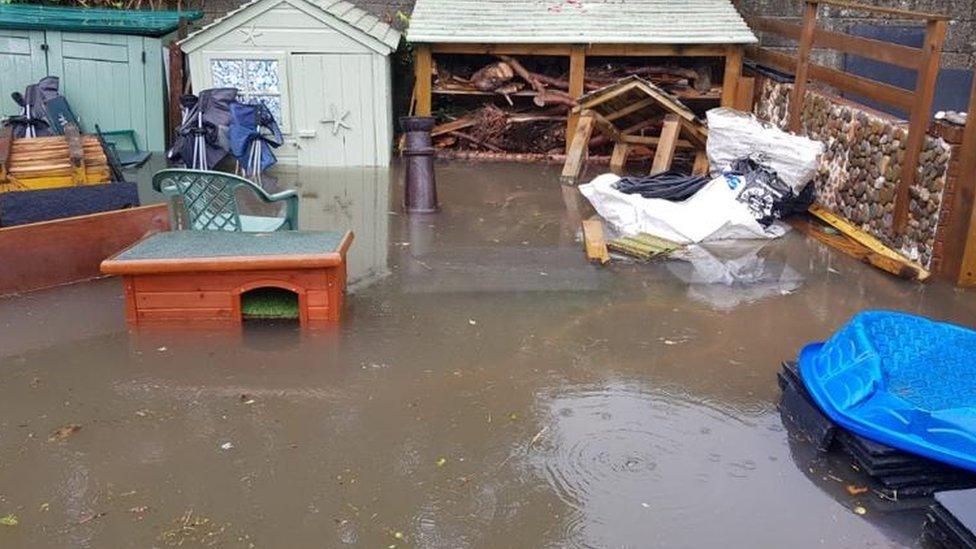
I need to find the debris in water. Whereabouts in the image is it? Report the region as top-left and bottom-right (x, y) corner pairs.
(157, 346), (168, 352)
(641, 502), (650, 508)
(468, 319), (477, 326)
(39, 503), (49, 512)
(853, 506), (867, 515)
(394, 531), (404, 540)
(240, 394), (255, 405)
(78, 511), (107, 524)
(1, 514), (18, 527)
(220, 442), (235, 451)
(48, 424), (81, 442)
(846, 485), (868, 496)
(436, 457), (447, 467)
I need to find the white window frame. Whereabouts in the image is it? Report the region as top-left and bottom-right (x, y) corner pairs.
(203, 51), (291, 134)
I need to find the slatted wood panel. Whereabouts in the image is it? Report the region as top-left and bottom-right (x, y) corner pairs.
(0, 30), (47, 118)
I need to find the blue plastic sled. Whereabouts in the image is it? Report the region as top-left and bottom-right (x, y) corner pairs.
(799, 311), (976, 473)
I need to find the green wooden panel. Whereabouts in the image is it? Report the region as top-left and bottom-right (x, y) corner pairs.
(47, 31), (164, 151)
(0, 30), (48, 117)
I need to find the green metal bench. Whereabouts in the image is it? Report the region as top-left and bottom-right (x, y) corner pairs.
(152, 169), (298, 232)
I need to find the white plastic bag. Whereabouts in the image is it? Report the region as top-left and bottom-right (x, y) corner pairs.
(578, 173), (787, 244)
(706, 108), (824, 192)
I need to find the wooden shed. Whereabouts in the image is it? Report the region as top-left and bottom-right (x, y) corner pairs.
(407, 0), (757, 151)
(180, 0), (401, 168)
(0, 5), (200, 151)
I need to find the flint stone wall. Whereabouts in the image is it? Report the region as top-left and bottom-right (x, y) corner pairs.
(754, 77), (952, 267)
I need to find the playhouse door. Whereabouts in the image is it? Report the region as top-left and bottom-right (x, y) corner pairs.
(291, 53), (378, 167)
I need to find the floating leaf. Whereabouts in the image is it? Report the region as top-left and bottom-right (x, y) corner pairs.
(435, 457), (447, 467)
(49, 424), (81, 442)
(0, 514), (17, 527)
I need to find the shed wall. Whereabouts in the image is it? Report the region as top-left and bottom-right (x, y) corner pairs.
(185, 1), (393, 167)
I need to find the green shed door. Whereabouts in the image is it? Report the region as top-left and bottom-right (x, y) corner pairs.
(46, 32), (165, 151)
(0, 30), (48, 117)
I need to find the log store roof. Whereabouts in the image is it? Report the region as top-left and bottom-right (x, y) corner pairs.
(407, 0), (757, 45)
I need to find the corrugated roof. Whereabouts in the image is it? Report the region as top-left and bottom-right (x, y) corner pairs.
(407, 0), (756, 45)
(182, 0), (400, 53)
(0, 4), (202, 37)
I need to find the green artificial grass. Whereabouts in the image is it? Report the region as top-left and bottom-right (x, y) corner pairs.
(241, 288), (299, 320)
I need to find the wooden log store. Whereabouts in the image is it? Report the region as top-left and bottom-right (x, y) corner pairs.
(406, 0), (757, 155)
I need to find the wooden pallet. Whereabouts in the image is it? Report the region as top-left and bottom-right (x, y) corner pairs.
(0, 125), (111, 192)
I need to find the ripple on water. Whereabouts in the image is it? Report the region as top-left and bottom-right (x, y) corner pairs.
(530, 385), (764, 548)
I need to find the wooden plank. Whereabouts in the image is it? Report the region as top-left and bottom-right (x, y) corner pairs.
(560, 115), (595, 185)
(810, 0), (949, 21)
(693, 151), (710, 176)
(789, 1), (819, 133)
(790, 216), (929, 280)
(809, 205), (930, 280)
(136, 291), (235, 310)
(582, 109), (621, 142)
(620, 135), (695, 149)
(0, 125), (12, 183)
(894, 19), (947, 234)
(430, 43), (572, 56)
(587, 43), (729, 57)
(64, 123), (86, 185)
(745, 46), (915, 111)
(954, 82), (976, 285)
(578, 80), (640, 111)
(414, 44), (433, 116)
(565, 45), (587, 153)
(734, 76), (756, 112)
(748, 17), (923, 70)
(609, 143), (630, 175)
(721, 46), (743, 107)
(604, 97), (657, 122)
(582, 218), (611, 264)
(651, 115), (681, 175)
(0, 204), (170, 296)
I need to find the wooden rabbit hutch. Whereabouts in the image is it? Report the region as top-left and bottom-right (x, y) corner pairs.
(407, 0), (757, 158)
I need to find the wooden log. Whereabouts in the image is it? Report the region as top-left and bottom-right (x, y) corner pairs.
(582, 218), (611, 264)
(651, 115), (681, 175)
(560, 115), (595, 184)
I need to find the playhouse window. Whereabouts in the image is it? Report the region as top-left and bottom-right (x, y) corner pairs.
(211, 58), (285, 125)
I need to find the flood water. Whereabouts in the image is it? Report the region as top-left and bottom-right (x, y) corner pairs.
(2, 161), (976, 548)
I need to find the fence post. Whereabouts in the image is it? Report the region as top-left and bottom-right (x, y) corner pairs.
(565, 45), (587, 153)
(788, 1), (818, 133)
(956, 78), (976, 286)
(893, 19), (947, 234)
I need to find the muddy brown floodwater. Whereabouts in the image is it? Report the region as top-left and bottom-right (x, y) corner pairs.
(2, 161), (976, 548)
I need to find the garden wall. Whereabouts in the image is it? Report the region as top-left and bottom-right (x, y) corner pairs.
(753, 76), (956, 268)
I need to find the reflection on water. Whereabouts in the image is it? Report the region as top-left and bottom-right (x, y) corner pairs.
(667, 240), (805, 310)
(276, 166), (392, 291)
(2, 162), (976, 547)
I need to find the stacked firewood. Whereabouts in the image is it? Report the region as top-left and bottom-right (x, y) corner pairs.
(431, 55), (715, 155)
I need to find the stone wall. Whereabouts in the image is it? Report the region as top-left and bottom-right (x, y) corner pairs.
(754, 77), (952, 267)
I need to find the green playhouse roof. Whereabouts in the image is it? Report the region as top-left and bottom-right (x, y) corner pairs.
(0, 4), (202, 37)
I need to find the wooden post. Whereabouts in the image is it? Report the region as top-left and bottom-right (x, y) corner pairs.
(692, 151), (710, 176)
(609, 142), (630, 174)
(560, 114), (594, 184)
(414, 44), (433, 117)
(651, 115), (681, 175)
(954, 79), (976, 286)
(721, 46), (743, 108)
(893, 19), (947, 234)
(565, 45), (587, 152)
(166, 17), (188, 149)
(789, 1), (819, 133)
